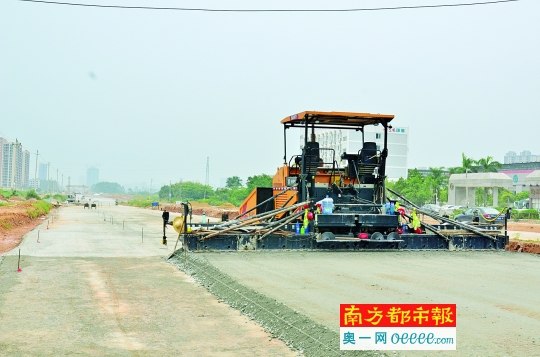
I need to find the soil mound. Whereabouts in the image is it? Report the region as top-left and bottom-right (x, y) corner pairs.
(162, 204), (237, 219)
(506, 241), (540, 254)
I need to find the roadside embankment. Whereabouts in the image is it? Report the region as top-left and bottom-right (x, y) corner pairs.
(0, 201), (53, 254)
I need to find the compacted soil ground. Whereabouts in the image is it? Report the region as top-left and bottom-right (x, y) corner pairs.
(1, 202), (539, 356)
(0, 205), (297, 356)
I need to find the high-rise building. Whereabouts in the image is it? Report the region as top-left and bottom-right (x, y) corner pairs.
(300, 126), (409, 180)
(22, 150), (30, 188)
(1, 139), (24, 189)
(87, 166), (99, 188)
(38, 163), (48, 180)
(504, 150), (539, 164)
(0, 137), (6, 183)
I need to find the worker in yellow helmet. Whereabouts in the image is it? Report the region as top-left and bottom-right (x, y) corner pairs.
(410, 208), (422, 233)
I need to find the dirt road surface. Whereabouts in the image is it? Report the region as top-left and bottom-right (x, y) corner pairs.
(0, 206), (297, 356)
(2, 204), (540, 356)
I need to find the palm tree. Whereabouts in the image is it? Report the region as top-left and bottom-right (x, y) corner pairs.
(461, 153), (478, 173)
(476, 156), (502, 173)
(476, 156), (503, 206)
(427, 167), (447, 204)
(450, 153), (478, 174)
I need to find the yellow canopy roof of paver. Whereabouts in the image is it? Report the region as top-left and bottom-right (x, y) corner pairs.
(281, 111), (394, 127)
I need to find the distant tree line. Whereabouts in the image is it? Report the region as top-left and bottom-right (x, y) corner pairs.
(387, 153), (516, 207)
(158, 174), (273, 207)
(91, 181), (125, 194)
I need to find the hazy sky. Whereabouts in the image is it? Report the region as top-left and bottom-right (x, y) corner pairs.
(1, 0), (538, 190)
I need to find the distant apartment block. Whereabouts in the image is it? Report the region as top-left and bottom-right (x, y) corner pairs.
(38, 162), (48, 180)
(1, 139), (29, 189)
(22, 150), (30, 187)
(0, 137), (5, 183)
(87, 166), (99, 188)
(504, 150), (540, 164)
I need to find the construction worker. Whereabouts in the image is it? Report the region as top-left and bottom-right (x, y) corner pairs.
(410, 208), (422, 233)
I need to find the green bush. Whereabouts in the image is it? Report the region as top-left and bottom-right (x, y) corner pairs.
(514, 209), (539, 220)
(26, 201), (52, 218)
(450, 209), (465, 219)
(51, 194), (66, 201)
(201, 197), (228, 206)
(127, 198), (154, 208)
(25, 190), (41, 200)
(0, 189), (24, 199)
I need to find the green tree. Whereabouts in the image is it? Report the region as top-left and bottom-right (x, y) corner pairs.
(426, 167), (447, 204)
(476, 156), (502, 173)
(159, 181), (213, 201)
(91, 182), (125, 194)
(226, 176), (243, 189)
(499, 188), (515, 206)
(246, 174), (273, 191)
(452, 153), (478, 174)
(515, 191), (529, 201)
(475, 156), (503, 205)
(389, 169), (431, 206)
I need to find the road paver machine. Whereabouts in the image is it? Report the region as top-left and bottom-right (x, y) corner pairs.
(171, 111), (509, 251)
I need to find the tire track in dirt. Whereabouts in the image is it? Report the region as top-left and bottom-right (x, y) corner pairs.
(77, 260), (146, 351)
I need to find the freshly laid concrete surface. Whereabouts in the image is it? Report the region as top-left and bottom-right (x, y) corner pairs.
(0, 206), (297, 356)
(203, 251), (540, 357)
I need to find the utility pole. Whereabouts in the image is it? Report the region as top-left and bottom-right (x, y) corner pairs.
(61, 174), (63, 193)
(33, 150), (38, 191)
(56, 168), (59, 193)
(466, 169), (469, 207)
(179, 178), (183, 201)
(150, 179), (153, 193)
(47, 162), (50, 194)
(204, 157), (209, 199)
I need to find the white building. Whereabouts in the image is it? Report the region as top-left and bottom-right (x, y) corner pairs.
(504, 150), (540, 164)
(300, 126), (409, 180)
(1, 139), (24, 189)
(0, 137), (6, 183)
(22, 150), (31, 188)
